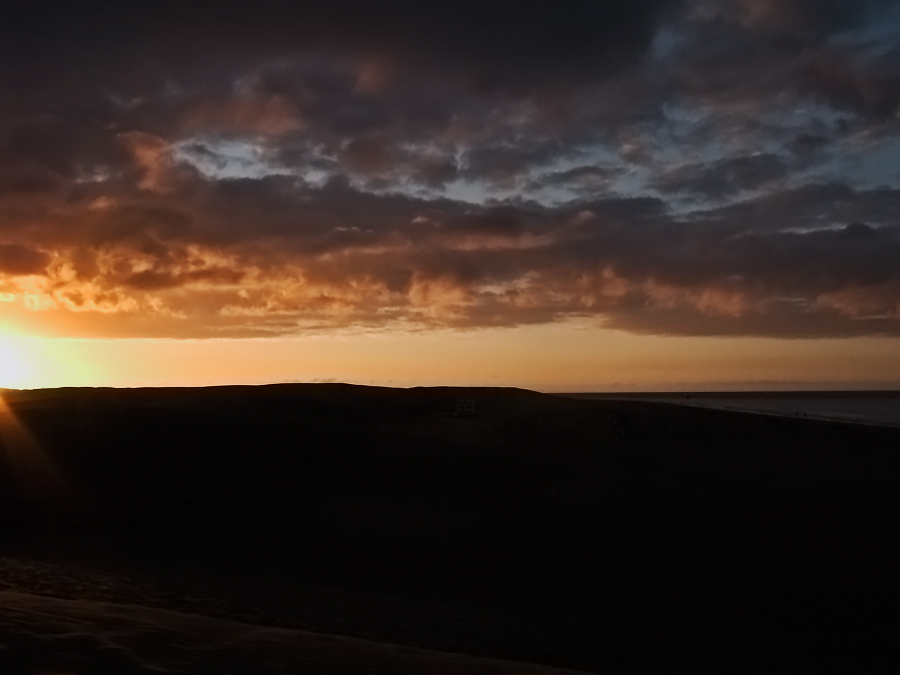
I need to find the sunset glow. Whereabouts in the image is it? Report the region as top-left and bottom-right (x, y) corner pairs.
(0, 327), (897, 392)
(0, 337), (33, 389)
(0, 1), (899, 390)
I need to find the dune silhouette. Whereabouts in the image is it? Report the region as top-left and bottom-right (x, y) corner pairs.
(0, 384), (897, 673)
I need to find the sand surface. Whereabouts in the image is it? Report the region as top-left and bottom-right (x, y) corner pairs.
(1, 384), (897, 674)
(0, 587), (593, 675)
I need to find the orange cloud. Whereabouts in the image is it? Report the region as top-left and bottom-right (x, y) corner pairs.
(118, 132), (179, 193)
(183, 94), (303, 136)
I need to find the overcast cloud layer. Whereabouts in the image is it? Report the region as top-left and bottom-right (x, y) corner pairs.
(2, 0), (900, 338)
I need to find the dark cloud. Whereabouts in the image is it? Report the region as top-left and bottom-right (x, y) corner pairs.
(462, 143), (573, 183)
(0, 0), (899, 339)
(541, 166), (621, 185)
(412, 156), (460, 188)
(697, 182), (900, 233)
(0, 244), (49, 275)
(652, 154), (791, 198)
(792, 47), (900, 119)
(341, 137), (394, 176)
(4, 168), (900, 338)
(696, 0), (892, 37)
(785, 132), (832, 154)
(0, 1), (681, 89)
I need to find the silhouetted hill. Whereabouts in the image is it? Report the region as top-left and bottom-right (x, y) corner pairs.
(0, 384), (898, 674)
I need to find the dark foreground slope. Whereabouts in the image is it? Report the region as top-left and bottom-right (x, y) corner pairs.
(0, 384), (898, 674)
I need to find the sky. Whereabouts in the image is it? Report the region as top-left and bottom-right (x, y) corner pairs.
(1, 0), (900, 390)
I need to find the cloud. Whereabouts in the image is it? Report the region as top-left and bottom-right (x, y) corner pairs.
(652, 154), (791, 198)
(0, 245), (50, 276)
(785, 132), (832, 155)
(534, 165), (622, 190)
(0, 0), (899, 339)
(0, 1), (681, 90)
(2, 171), (900, 338)
(792, 47), (900, 119)
(183, 94), (303, 137)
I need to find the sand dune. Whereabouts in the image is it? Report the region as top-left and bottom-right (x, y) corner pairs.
(0, 589), (593, 675)
(0, 384), (898, 673)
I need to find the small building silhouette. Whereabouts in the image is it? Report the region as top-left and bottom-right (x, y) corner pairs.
(455, 399), (477, 417)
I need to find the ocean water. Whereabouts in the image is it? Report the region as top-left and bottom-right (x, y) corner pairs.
(648, 392), (900, 427)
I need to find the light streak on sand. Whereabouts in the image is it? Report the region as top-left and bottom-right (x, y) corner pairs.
(0, 395), (70, 504)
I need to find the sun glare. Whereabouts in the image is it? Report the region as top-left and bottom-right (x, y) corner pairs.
(0, 337), (32, 389)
